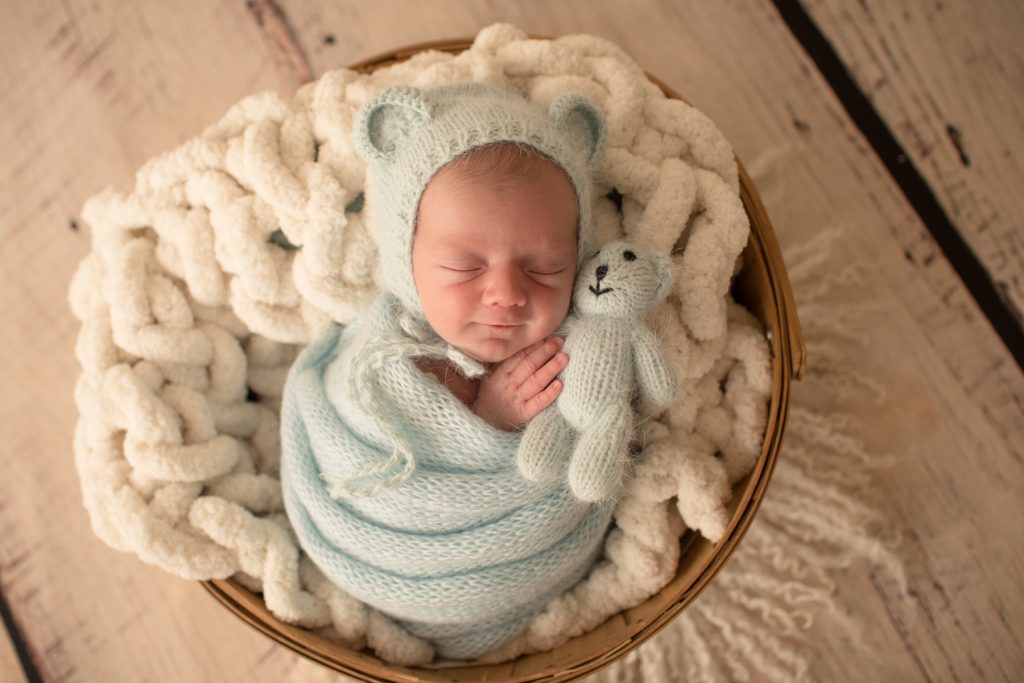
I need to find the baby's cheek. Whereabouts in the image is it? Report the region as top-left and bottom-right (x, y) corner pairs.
(535, 285), (573, 334)
(552, 279), (576, 319)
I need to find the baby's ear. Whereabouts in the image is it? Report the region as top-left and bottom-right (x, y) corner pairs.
(354, 86), (434, 164)
(548, 94), (605, 169)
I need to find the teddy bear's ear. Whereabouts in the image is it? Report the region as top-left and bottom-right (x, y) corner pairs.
(354, 86), (434, 164)
(652, 252), (675, 302)
(548, 93), (605, 169)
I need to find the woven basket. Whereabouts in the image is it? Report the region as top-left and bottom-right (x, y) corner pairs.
(203, 38), (806, 682)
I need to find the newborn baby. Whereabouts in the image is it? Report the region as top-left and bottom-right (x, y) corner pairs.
(280, 82), (612, 660)
(412, 141), (575, 430)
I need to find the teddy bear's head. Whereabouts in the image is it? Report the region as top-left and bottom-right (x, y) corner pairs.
(572, 240), (674, 318)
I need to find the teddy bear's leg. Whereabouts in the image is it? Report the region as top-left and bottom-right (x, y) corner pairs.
(516, 407), (573, 483)
(568, 402), (632, 502)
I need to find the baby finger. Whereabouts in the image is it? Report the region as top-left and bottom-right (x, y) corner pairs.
(523, 351), (569, 396)
(508, 336), (563, 386)
(522, 379), (563, 421)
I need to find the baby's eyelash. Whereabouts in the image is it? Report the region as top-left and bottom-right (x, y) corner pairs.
(438, 265), (568, 276)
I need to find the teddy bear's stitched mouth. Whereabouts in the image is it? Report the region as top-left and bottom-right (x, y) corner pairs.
(589, 283), (614, 297)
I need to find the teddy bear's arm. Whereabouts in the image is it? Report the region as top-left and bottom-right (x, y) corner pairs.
(632, 326), (677, 411)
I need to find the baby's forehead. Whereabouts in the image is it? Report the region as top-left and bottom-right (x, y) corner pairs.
(425, 233), (572, 256)
(442, 141), (569, 183)
(415, 144), (579, 248)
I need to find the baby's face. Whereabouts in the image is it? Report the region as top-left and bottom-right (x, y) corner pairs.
(412, 159), (578, 364)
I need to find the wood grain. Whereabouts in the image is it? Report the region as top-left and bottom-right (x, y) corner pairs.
(1, 0), (1022, 681)
(0, 628), (28, 683)
(803, 0), (1024, 327)
(0, 0), (305, 681)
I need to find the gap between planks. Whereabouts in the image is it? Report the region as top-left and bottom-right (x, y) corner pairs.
(773, 0), (1024, 371)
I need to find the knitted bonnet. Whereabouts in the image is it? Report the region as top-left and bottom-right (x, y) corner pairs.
(353, 82), (606, 318)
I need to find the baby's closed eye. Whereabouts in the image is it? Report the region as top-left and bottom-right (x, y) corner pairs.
(527, 266), (569, 276)
(441, 265), (483, 273)
(436, 260), (570, 281)
(436, 260), (485, 278)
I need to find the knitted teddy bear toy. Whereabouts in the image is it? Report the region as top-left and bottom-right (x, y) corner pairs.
(517, 240), (677, 502)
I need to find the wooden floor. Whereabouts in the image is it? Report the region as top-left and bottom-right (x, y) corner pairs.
(2, 1), (1022, 680)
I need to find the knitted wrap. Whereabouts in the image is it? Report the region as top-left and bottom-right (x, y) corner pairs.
(281, 292), (614, 658)
(354, 82), (605, 318)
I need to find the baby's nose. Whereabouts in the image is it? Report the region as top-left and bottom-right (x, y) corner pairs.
(483, 266), (528, 307)
(595, 264), (608, 281)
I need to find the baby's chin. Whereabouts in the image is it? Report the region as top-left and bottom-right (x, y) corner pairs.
(459, 339), (524, 364)
(458, 329), (545, 365)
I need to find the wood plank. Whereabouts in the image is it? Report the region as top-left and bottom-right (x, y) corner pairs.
(0, 1), (305, 681)
(663, 5), (1024, 676)
(644, 3), (1024, 678)
(0, 627), (29, 683)
(2, 0), (1022, 681)
(802, 0), (1024, 327)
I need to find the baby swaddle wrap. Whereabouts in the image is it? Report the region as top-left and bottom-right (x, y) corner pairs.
(281, 83), (615, 658)
(281, 292), (614, 658)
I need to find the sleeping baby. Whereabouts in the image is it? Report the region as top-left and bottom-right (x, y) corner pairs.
(411, 137), (576, 431)
(280, 82), (663, 660)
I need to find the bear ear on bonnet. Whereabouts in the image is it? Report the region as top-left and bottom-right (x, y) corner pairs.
(354, 85), (435, 164)
(548, 93), (605, 170)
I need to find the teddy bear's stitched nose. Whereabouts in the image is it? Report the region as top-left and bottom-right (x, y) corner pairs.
(595, 264), (608, 281)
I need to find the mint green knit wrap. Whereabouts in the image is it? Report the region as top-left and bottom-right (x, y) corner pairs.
(280, 293), (614, 659)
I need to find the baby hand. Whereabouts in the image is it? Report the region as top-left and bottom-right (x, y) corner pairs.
(472, 336), (569, 431)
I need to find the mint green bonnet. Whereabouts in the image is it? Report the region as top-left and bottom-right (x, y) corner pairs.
(353, 82), (606, 319)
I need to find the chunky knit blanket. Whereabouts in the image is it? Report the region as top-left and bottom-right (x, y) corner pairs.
(281, 292), (614, 658)
(69, 23), (770, 665)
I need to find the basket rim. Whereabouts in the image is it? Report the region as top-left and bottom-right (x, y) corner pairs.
(203, 35), (806, 682)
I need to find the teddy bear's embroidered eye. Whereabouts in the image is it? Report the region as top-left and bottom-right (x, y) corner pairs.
(623, 250), (637, 261)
